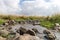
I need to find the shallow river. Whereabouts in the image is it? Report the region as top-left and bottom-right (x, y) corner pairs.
(11, 24), (60, 40)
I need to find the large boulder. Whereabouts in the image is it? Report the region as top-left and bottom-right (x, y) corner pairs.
(7, 20), (16, 25)
(55, 23), (60, 27)
(43, 30), (56, 40)
(43, 30), (51, 34)
(0, 30), (9, 38)
(32, 28), (40, 34)
(16, 27), (36, 36)
(2, 22), (9, 26)
(6, 32), (16, 40)
(19, 34), (40, 40)
(0, 27), (4, 30)
(16, 27), (27, 35)
(44, 33), (56, 40)
(0, 36), (6, 40)
(7, 26), (12, 31)
(54, 23), (60, 31)
(26, 29), (36, 36)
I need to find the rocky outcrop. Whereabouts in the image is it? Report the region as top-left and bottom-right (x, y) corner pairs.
(54, 23), (60, 31)
(32, 28), (40, 34)
(26, 29), (36, 36)
(19, 34), (40, 40)
(16, 27), (36, 36)
(7, 20), (16, 25)
(16, 27), (27, 35)
(0, 30), (9, 37)
(2, 23), (9, 26)
(43, 30), (56, 40)
(0, 36), (6, 40)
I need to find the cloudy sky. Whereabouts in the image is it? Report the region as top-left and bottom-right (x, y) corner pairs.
(0, 0), (60, 16)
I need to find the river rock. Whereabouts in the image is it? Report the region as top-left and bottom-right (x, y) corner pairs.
(6, 32), (16, 40)
(0, 30), (9, 35)
(44, 34), (56, 40)
(16, 27), (27, 35)
(54, 23), (60, 31)
(32, 28), (40, 34)
(19, 34), (40, 40)
(7, 20), (16, 25)
(0, 36), (6, 40)
(0, 30), (9, 38)
(16, 27), (36, 36)
(43, 30), (51, 34)
(26, 29), (36, 36)
(55, 23), (60, 27)
(43, 30), (56, 40)
(2, 22), (9, 26)
(0, 27), (4, 30)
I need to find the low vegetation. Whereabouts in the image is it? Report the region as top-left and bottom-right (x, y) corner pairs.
(0, 14), (60, 29)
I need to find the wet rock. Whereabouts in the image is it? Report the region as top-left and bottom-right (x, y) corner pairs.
(2, 23), (9, 26)
(7, 26), (12, 31)
(16, 27), (36, 36)
(6, 31), (16, 40)
(0, 27), (4, 30)
(43, 30), (56, 40)
(16, 27), (27, 35)
(19, 34), (40, 40)
(44, 34), (56, 40)
(11, 20), (16, 24)
(7, 20), (16, 25)
(32, 28), (40, 34)
(0, 36), (6, 40)
(26, 20), (32, 24)
(14, 37), (20, 40)
(0, 30), (9, 38)
(13, 33), (20, 40)
(43, 30), (51, 34)
(26, 29), (36, 36)
(18, 21), (21, 24)
(32, 20), (40, 25)
(55, 23), (60, 27)
(54, 23), (60, 31)
(0, 30), (9, 35)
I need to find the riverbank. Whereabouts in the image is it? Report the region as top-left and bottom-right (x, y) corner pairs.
(0, 14), (60, 29)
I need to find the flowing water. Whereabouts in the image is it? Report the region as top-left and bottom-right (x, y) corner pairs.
(11, 24), (60, 40)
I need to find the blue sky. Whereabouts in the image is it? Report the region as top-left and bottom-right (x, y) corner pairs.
(0, 0), (60, 16)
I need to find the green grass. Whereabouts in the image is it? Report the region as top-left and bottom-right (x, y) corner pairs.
(40, 21), (54, 29)
(0, 14), (60, 29)
(0, 19), (6, 24)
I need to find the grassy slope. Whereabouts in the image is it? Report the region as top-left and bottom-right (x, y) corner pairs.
(0, 14), (60, 29)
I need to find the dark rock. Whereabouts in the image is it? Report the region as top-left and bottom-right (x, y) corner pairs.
(43, 30), (51, 34)
(43, 30), (56, 40)
(2, 23), (9, 26)
(19, 34), (40, 40)
(26, 29), (36, 36)
(16, 27), (27, 35)
(0, 36), (6, 40)
(15, 37), (19, 40)
(18, 21), (21, 24)
(54, 23), (60, 31)
(7, 20), (16, 25)
(44, 34), (56, 40)
(8, 26), (12, 30)
(32, 28), (40, 34)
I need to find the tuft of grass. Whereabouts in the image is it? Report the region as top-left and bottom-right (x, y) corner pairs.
(0, 14), (60, 29)
(0, 19), (6, 24)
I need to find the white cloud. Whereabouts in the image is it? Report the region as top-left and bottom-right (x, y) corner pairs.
(21, 0), (60, 16)
(0, 0), (22, 15)
(0, 0), (60, 16)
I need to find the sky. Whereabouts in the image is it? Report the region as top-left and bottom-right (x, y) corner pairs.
(0, 0), (60, 16)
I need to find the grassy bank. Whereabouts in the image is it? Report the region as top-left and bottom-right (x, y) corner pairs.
(0, 14), (60, 29)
